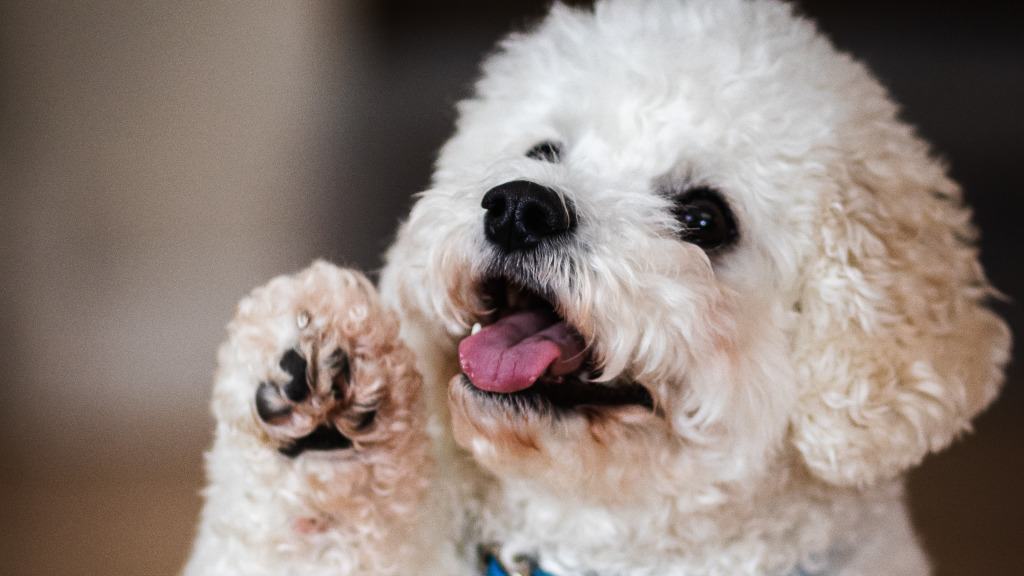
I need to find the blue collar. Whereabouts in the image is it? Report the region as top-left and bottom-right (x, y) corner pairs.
(484, 554), (555, 576)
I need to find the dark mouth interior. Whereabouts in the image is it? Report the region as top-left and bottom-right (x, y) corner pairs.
(461, 375), (655, 413)
(466, 277), (654, 412)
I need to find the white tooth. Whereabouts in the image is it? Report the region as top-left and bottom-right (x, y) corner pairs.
(471, 322), (482, 335)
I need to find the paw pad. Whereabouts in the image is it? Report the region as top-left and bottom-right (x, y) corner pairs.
(278, 425), (352, 457)
(279, 349), (310, 402)
(254, 346), (361, 458)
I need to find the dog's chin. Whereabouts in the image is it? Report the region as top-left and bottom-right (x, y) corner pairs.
(447, 275), (657, 440)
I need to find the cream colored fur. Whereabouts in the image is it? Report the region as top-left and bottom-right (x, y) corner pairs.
(186, 1), (1010, 575)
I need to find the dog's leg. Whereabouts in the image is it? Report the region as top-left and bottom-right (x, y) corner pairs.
(184, 261), (451, 576)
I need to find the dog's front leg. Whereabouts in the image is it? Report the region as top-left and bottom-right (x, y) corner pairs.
(183, 261), (457, 576)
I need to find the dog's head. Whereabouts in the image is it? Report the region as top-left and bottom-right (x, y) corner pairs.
(383, 0), (1009, 502)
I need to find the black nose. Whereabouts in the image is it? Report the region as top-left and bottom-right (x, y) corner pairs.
(481, 180), (576, 253)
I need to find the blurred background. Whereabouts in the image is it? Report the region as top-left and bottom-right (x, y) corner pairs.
(1, 1), (1020, 574)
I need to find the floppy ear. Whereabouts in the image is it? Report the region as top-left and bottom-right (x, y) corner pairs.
(790, 146), (1011, 487)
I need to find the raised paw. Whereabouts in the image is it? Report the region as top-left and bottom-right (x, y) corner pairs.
(190, 261), (435, 575)
(211, 260), (423, 461)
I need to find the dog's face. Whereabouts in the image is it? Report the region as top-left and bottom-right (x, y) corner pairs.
(384, 0), (1009, 505)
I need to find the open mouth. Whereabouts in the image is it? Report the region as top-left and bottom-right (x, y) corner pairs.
(457, 277), (654, 412)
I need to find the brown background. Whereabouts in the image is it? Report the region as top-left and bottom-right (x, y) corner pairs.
(1, 1), (1021, 574)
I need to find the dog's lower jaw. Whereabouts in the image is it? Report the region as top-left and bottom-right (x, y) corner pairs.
(483, 473), (929, 576)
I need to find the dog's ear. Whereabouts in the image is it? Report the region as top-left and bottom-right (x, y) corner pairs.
(790, 146), (1010, 487)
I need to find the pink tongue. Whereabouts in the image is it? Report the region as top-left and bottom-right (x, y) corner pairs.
(458, 310), (586, 393)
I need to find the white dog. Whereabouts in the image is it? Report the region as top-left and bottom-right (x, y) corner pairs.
(184, 1), (1011, 575)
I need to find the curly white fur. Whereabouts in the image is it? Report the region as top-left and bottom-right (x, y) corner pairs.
(186, 1), (1010, 575)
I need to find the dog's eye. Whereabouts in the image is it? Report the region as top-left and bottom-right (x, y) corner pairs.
(671, 187), (738, 251)
(525, 141), (562, 163)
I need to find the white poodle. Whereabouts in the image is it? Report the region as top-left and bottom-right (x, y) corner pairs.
(184, 1), (1011, 575)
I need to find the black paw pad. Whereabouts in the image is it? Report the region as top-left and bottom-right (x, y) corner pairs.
(279, 349), (310, 402)
(255, 381), (291, 422)
(355, 409), (377, 431)
(279, 425), (353, 458)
